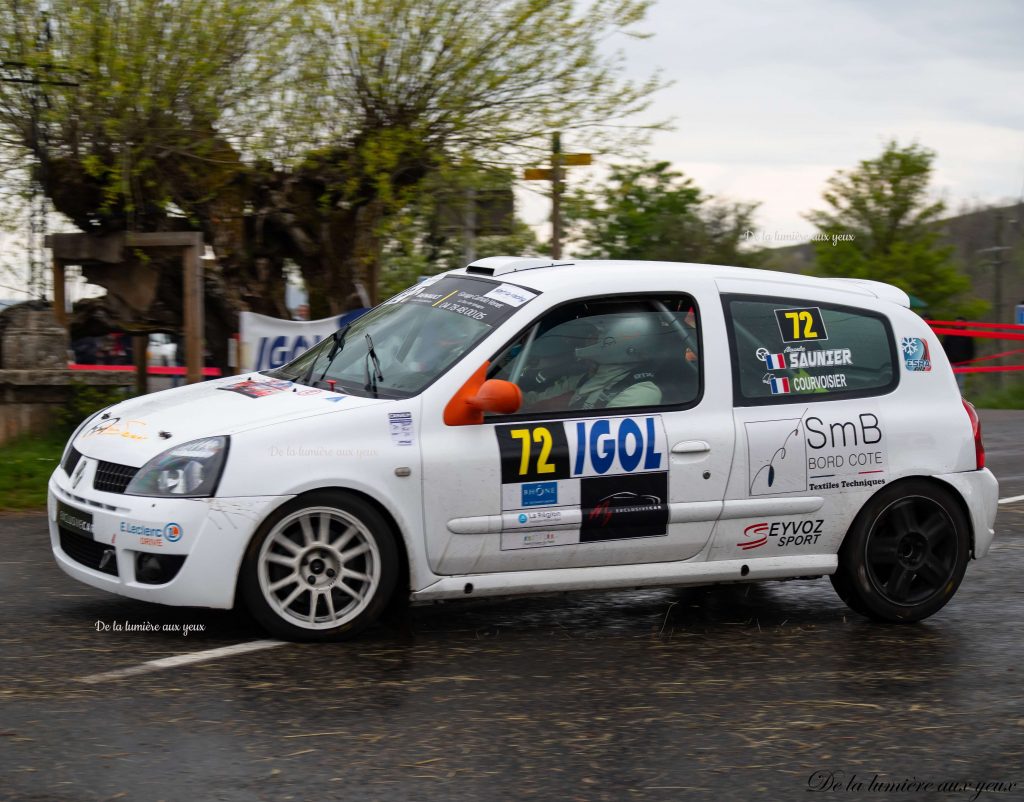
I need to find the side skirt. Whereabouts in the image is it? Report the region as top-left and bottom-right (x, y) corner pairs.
(410, 554), (838, 602)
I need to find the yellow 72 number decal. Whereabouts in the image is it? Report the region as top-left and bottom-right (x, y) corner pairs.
(774, 307), (828, 343)
(510, 427), (556, 476)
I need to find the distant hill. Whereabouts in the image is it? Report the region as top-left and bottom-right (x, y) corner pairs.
(762, 202), (1024, 323)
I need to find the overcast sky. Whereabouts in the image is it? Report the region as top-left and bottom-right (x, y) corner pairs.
(521, 0), (1024, 245)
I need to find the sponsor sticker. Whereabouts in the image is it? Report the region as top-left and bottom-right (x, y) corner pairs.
(219, 378), (293, 398)
(482, 283), (538, 308)
(736, 519), (824, 550)
(774, 306), (828, 343)
(579, 472), (668, 543)
(57, 501), (93, 539)
(81, 417), (148, 442)
(495, 416), (666, 483)
(521, 481), (558, 507)
(398, 276), (538, 326)
(119, 520), (185, 547)
(746, 410), (888, 496)
(746, 418), (806, 496)
(901, 337), (932, 372)
(510, 509), (567, 528)
(501, 479), (578, 512)
(500, 530), (579, 550)
(388, 411), (414, 446)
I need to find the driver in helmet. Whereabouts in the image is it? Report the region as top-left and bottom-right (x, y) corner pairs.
(569, 314), (663, 410)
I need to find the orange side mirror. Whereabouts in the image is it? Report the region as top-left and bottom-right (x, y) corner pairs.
(444, 364), (522, 425)
(468, 379), (522, 415)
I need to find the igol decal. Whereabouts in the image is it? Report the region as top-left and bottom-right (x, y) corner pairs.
(495, 415), (667, 484)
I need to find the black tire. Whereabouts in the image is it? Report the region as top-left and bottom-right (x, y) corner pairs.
(828, 570), (871, 617)
(832, 479), (970, 623)
(240, 490), (399, 641)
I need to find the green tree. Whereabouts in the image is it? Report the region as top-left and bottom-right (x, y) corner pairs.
(378, 166), (541, 298)
(564, 161), (763, 266)
(806, 141), (980, 316)
(0, 0), (299, 362)
(275, 0), (665, 313)
(0, 0), (665, 323)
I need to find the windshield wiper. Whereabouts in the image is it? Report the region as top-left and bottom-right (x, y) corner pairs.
(303, 323), (350, 387)
(363, 333), (384, 396)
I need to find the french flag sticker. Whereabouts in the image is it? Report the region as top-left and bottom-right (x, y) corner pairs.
(763, 352), (786, 370)
(769, 376), (790, 395)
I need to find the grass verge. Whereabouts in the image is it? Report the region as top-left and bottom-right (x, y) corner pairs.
(968, 378), (1024, 410)
(0, 431), (66, 511)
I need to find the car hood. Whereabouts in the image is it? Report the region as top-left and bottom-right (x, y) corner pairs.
(72, 374), (389, 466)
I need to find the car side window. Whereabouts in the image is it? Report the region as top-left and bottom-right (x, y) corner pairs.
(488, 295), (701, 416)
(724, 294), (898, 405)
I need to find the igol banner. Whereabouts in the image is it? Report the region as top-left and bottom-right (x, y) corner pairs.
(239, 311), (354, 372)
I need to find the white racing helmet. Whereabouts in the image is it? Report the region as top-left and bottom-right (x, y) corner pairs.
(575, 313), (664, 365)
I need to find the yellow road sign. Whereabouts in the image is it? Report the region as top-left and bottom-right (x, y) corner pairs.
(523, 168), (553, 181)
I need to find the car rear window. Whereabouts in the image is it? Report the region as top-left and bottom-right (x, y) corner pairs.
(723, 294), (898, 405)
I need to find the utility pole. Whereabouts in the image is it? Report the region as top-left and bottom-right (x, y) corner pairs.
(462, 186), (477, 264)
(551, 132), (563, 259)
(523, 132), (591, 259)
(978, 212), (1011, 389)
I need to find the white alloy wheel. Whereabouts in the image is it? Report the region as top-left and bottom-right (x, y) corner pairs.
(258, 507), (381, 630)
(241, 491), (399, 641)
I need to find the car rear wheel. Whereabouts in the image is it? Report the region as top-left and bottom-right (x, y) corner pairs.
(832, 480), (970, 623)
(240, 491), (399, 641)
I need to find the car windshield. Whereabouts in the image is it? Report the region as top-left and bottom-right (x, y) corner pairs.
(265, 274), (538, 398)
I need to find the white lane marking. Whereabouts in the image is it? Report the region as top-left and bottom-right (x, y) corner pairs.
(77, 639), (285, 684)
(998, 495), (1024, 505)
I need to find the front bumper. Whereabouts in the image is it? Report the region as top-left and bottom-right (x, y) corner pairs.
(48, 467), (287, 609)
(936, 468), (999, 558)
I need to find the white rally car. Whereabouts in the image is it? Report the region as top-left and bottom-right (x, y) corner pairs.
(49, 257), (998, 640)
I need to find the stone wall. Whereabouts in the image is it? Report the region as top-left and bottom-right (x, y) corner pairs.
(0, 304), (133, 446)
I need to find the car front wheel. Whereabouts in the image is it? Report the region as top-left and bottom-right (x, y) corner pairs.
(240, 491), (399, 641)
(832, 480), (970, 623)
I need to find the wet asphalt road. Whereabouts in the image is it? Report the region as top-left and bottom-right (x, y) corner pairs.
(1, 412), (1023, 802)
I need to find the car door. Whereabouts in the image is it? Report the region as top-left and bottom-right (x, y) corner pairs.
(712, 288), (901, 561)
(419, 288), (734, 576)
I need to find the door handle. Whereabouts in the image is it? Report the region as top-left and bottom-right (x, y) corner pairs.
(671, 440), (711, 454)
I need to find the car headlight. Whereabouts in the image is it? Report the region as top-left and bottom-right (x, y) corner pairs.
(125, 436), (230, 498)
(61, 407), (109, 469)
